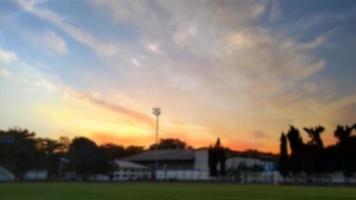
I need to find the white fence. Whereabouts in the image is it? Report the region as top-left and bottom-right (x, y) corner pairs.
(156, 170), (209, 180)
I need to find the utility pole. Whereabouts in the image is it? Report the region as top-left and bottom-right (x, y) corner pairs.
(152, 107), (161, 180)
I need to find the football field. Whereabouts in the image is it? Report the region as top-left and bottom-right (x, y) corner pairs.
(0, 183), (355, 200)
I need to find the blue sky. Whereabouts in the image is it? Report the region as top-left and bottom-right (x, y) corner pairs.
(0, 0), (355, 151)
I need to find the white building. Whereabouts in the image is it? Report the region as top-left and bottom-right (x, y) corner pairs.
(24, 169), (48, 181)
(124, 148), (210, 180)
(113, 160), (150, 181)
(0, 166), (15, 182)
(226, 157), (275, 171)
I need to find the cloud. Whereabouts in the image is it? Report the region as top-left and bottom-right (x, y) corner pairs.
(42, 30), (68, 55)
(269, 0), (281, 20)
(0, 68), (11, 78)
(17, 0), (119, 57)
(0, 48), (17, 64)
(251, 130), (269, 139)
(70, 91), (153, 124)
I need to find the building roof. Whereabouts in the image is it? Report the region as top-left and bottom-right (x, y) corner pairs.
(114, 160), (147, 169)
(124, 149), (195, 162)
(0, 166), (15, 181)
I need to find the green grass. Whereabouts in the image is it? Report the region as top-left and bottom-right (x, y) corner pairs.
(0, 183), (356, 200)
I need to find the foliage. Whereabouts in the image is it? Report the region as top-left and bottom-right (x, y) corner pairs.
(149, 138), (189, 150)
(67, 137), (113, 179)
(282, 124), (356, 178)
(208, 138), (226, 177)
(278, 133), (289, 177)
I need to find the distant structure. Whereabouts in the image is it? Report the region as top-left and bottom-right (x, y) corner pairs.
(0, 166), (15, 182)
(123, 148), (210, 180)
(152, 107), (161, 178)
(112, 160), (149, 181)
(121, 148), (276, 181)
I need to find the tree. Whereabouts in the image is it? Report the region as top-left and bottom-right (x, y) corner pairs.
(67, 137), (111, 180)
(36, 138), (64, 176)
(208, 138), (226, 177)
(124, 145), (145, 157)
(149, 138), (189, 150)
(304, 125), (325, 148)
(279, 133), (289, 178)
(286, 126), (304, 175)
(334, 125), (354, 144)
(334, 124), (356, 180)
(208, 146), (217, 177)
(0, 128), (39, 178)
(100, 143), (126, 160)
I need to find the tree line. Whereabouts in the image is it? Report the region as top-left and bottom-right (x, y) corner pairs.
(279, 124), (356, 180)
(0, 127), (192, 180)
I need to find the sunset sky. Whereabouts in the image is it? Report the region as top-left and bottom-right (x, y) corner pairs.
(0, 0), (355, 152)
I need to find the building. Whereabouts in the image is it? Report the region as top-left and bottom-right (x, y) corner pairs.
(123, 148), (278, 181)
(113, 160), (150, 181)
(123, 148), (209, 180)
(226, 157), (275, 172)
(24, 169), (48, 181)
(0, 166), (15, 182)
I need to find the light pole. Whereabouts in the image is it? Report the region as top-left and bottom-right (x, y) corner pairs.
(152, 107), (161, 179)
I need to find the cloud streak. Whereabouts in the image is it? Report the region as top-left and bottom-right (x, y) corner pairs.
(42, 30), (68, 55)
(0, 48), (17, 64)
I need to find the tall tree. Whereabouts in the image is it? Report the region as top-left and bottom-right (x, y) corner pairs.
(304, 125), (325, 148)
(286, 126), (304, 174)
(208, 138), (226, 177)
(334, 125), (354, 144)
(279, 133), (289, 178)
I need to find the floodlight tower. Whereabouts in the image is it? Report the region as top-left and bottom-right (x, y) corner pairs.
(152, 107), (161, 178)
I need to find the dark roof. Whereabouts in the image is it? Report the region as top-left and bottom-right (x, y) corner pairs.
(124, 149), (195, 162)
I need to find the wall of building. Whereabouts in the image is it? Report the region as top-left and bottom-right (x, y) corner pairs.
(194, 149), (209, 170)
(113, 168), (150, 181)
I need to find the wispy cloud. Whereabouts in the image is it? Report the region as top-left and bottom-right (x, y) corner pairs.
(42, 30), (68, 55)
(0, 48), (17, 64)
(0, 68), (11, 78)
(69, 91), (153, 125)
(17, 0), (120, 57)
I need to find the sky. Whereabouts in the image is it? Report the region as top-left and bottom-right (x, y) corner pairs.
(0, 0), (356, 152)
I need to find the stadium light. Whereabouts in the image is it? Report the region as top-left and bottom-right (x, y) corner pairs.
(152, 107), (161, 179)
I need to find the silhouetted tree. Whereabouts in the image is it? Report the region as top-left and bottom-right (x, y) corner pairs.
(334, 125), (354, 144)
(279, 133), (289, 178)
(124, 145), (145, 157)
(208, 146), (217, 177)
(0, 128), (39, 179)
(282, 123), (356, 182)
(149, 138), (189, 150)
(304, 125), (325, 148)
(36, 138), (64, 176)
(100, 143), (126, 160)
(67, 137), (111, 180)
(334, 124), (356, 180)
(208, 138), (226, 177)
(286, 126), (304, 175)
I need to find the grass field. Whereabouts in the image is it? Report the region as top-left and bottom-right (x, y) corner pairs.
(1, 183), (356, 200)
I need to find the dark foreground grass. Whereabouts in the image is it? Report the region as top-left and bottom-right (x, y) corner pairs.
(1, 183), (356, 200)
